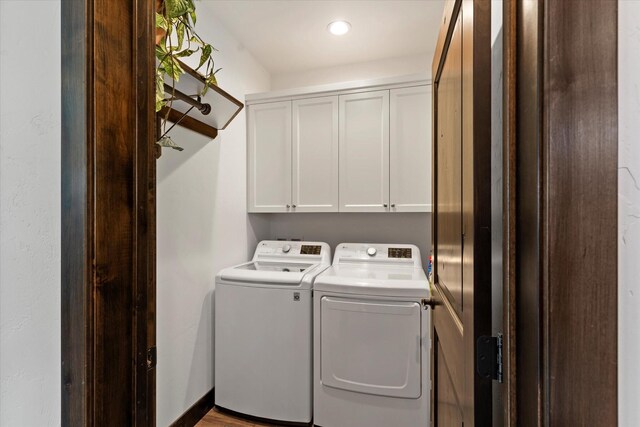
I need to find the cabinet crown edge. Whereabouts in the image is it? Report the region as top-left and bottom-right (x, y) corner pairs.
(246, 74), (432, 105)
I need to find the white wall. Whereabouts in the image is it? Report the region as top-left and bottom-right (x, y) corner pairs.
(271, 53), (431, 90)
(0, 1), (61, 426)
(266, 213), (431, 263)
(618, 2), (640, 425)
(155, 5), (271, 426)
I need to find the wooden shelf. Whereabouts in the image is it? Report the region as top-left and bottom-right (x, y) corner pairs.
(159, 60), (243, 139)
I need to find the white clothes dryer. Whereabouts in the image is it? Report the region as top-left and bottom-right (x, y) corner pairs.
(215, 240), (331, 425)
(313, 243), (431, 427)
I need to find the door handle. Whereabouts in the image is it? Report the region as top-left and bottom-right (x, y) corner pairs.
(422, 298), (437, 309)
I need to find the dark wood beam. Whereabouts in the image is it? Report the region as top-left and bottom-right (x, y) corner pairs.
(543, 1), (617, 424)
(61, 0), (156, 425)
(505, 1), (618, 425)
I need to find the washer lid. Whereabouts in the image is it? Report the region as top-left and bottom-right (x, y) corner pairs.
(219, 261), (322, 285)
(236, 261), (314, 273)
(217, 240), (331, 287)
(314, 264), (430, 298)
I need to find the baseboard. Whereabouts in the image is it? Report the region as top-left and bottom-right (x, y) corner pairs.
(169, 388), (215, 427)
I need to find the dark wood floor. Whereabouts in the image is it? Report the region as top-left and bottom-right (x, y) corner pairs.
(196, 408), (280, 427)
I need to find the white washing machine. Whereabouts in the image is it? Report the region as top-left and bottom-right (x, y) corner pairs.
(313, 243), (431, 427)
(215, 240), (331, 424)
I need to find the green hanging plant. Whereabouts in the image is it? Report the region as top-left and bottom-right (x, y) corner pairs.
(156, 0), (220, 149)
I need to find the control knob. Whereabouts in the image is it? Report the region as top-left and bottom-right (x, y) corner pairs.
(282, 244), (292, 253)
(366, 247), (377, 257)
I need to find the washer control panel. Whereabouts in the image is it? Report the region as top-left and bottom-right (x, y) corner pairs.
(334, 243), (422, 268)
(388, 247), (412, 259)
(253, 241), (331, 264)
(301, 245), (322, 255)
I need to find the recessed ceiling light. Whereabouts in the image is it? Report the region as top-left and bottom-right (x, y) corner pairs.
(328, 20), (351, 36)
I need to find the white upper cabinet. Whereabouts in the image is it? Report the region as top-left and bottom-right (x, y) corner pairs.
(390, 85), (432, 212)
(247, 101), (292, 212)
(339, 90), (390, 212)
(292, 96), (339, 212)
(246, 76), (432, 213)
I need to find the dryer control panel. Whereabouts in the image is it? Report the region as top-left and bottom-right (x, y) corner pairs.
(333, 243), (422, 268)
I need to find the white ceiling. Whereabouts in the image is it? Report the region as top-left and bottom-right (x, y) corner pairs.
(203, 0), (446, 74)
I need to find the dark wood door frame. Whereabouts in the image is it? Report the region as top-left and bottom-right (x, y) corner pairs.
(61, 0), (157, 425)
(503, 1), (618, 425)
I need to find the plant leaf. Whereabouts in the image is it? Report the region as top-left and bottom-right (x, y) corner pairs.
(197, 44), (212, 70)
(156, 43), (169, 62)
(208, 68), (220, 86)
(160, 55), (184, 81)
(176, 21), (185, 50)
(155, 12), (168, 30)
(200, 69), (220, 96)
(155, 71), (166, 112)
(186, 0), (197, 24)
(165, 0), (194, 19)
(175, 49), (196, 58)
(156, 136), (184, 151)
(154, 0), (221, 119)
(156, 96), (167, 112)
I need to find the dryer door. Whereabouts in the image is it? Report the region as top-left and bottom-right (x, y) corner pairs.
(320, 296), (422, 398)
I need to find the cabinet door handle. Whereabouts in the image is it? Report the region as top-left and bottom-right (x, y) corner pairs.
(292, 204), (297, 208)
(391, 203), (396, 208)
(286, 204), (291, 208)
(383, 204), (388, 208)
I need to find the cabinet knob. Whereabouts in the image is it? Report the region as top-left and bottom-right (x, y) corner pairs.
(286, 204), (291, 208)
(292, 204), (297, 208)
(383, 204), (388, 208)
(391, 203), (396, 208)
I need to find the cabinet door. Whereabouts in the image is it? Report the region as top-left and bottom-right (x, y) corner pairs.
(247, 101), (292, 212)
(292, 96), (339, 212)
(390, 85), (432, 212)
(339, 90), (390, 212)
